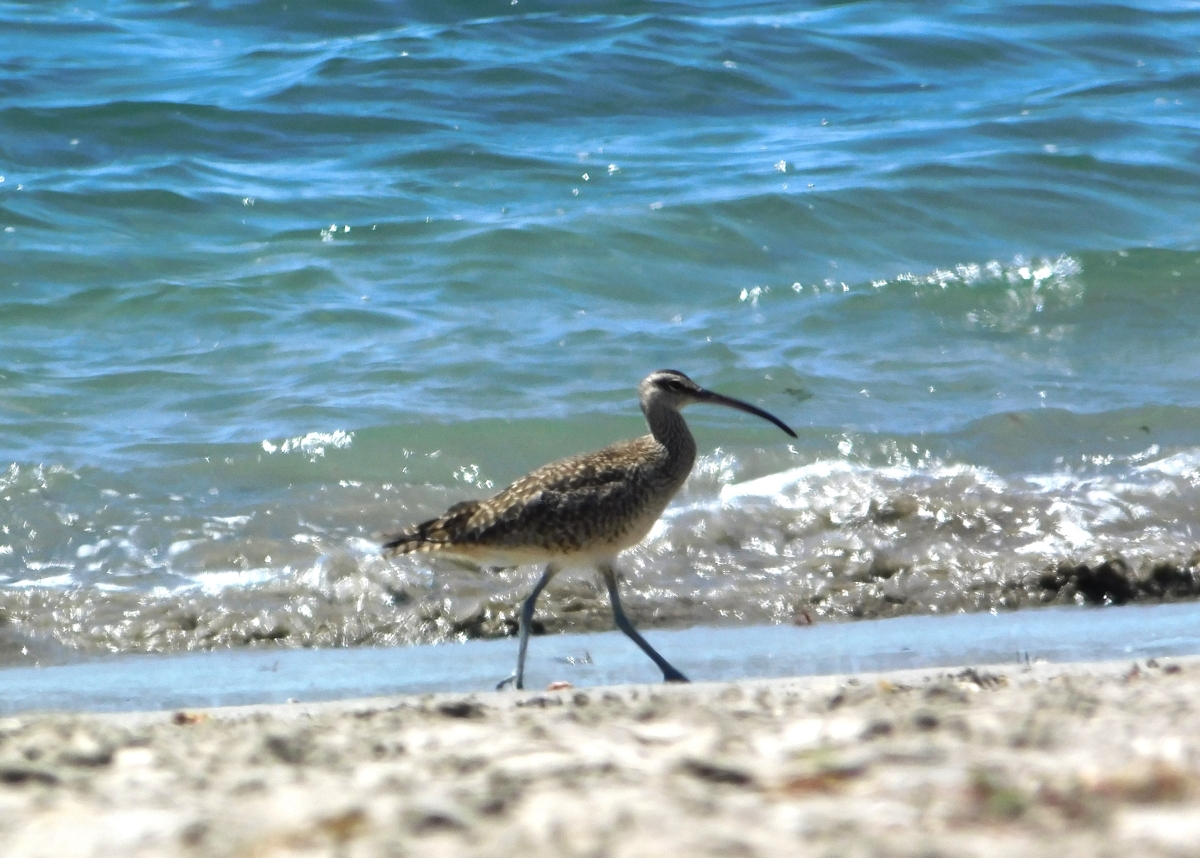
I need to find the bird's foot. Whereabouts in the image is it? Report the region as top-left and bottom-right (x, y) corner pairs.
(496, 672), (521, 691)
(663, 668), (690, 684)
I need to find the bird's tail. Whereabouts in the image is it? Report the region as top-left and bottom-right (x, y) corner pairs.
(381, 500), (482, 556)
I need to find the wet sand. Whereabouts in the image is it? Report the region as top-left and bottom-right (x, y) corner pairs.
(2, 657), (1200, 857)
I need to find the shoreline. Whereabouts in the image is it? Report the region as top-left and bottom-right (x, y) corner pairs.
(7, 599), (1200, 717)
(4, 656), (1200, 856)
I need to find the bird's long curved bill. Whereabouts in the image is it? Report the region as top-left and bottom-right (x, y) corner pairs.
(701, 389), (798, 438)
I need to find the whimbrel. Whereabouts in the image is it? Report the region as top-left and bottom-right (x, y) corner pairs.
(382, 369), (797, 689)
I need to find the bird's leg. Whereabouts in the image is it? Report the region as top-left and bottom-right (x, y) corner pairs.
(498, 563), (559, 691)
(599, 562), (689, 683)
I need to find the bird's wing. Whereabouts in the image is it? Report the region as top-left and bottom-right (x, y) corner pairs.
(381, 499), (483, 554)
(458, 439), (654, 536)
(382, 436), (660, 555)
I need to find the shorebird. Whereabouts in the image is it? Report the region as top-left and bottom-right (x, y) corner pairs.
(382, 369), (797, 689)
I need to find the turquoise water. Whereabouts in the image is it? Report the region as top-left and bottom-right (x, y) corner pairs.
(2, 2), (1200, 662)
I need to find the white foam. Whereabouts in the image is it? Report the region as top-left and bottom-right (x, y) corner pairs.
(1137, 449), (1200, 478)
(7, 573), (76, 589)
(93, 582), (131, 592)
(168, 539), (202, 557)
(262, 430), (354, 459)
(185, 568), (279, 595)
(210, 515), (252, 528)
(718, 459), (861, 507)
(75, 539), (111, 559)
(717, 459), (1008, 510)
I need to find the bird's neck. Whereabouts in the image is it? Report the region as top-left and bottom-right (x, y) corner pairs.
(642, 400), (697, 481)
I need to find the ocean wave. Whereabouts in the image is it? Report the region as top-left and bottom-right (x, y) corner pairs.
(4, 445), (1200, 663)
(261, 429), (354, 460)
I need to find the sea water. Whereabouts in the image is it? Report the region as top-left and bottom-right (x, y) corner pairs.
(2, 2), (1200, 665)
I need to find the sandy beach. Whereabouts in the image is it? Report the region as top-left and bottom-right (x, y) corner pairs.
(1, 656), (1199, 857)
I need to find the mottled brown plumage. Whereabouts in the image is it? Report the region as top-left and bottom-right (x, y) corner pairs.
(383, 436), (690, 566)
(382, 369), (797, 689)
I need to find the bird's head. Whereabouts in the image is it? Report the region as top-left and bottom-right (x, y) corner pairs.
(638, 369), (797, 437)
